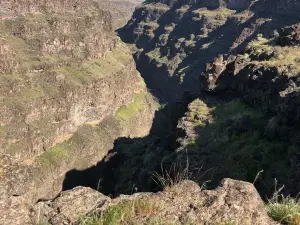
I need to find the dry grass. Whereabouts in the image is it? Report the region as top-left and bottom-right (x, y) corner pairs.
(80, 198), (159, 225)
(267, 180), (300, 225)
(150, 152), (206, 190)
(247, 36), (300, 76)
(260, 46), (300, 74)
(250, 45), (300, 76)
(192, 8), (235, 18)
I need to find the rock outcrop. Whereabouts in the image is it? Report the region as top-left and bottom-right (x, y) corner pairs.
(32, 179), (276, 225)
(112, 0), (300, 198)
(98, 0), (143, 29)
(0, 1), (156, 224)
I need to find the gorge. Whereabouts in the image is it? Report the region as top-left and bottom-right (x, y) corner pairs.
(1, 0), (300, 224)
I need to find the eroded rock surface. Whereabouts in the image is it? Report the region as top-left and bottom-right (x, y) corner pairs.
(33, 187), (111, 225)
(0, 1), (156, 224)
(32, 179), (276, 225)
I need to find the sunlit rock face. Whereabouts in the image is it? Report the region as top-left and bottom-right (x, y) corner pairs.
(0, 1), (156, 224)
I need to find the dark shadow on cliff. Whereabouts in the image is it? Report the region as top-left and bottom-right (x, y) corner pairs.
(62, 1), (300, 198)
(196, 61), (300, 197)
(62, 87), (300, 199)
(62, 94), (193, 196)
(61, 64), (300, 198)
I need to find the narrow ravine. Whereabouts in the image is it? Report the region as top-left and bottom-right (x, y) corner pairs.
(2, 0), (300, 224)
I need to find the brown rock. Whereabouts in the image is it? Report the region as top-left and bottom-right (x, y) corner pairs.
(135, 179), (277, 225)
(35, 179), (276, 225)
(32, 187), (110, 225)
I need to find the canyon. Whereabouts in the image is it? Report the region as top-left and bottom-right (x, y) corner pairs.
(1, 0), (300, 224)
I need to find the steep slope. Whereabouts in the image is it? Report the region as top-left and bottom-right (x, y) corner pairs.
(85, 0), (300, 200)
(98, 0), (143, 29)
(2, 0), (300, 224)
(119, 0), (300, 101)
(0, 1), (156, 224)
(196, 22), (300, 195)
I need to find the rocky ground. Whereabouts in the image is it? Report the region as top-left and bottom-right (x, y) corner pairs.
(32, 179), (276, 225)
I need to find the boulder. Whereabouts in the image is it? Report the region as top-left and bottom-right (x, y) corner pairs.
(32, 187), (110, 225)
(33, 179), (277, 225)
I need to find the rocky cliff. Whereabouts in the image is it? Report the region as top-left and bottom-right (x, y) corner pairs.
(97, 0), (143, 29)
(111, 0), (300, 197)
(2, 0), (300, 224)
(119, 0), (300, 101)
(0, 1), (156, 224)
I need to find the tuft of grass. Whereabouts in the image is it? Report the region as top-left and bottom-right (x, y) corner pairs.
(151, 154), (205, 190)
(151, 162), (190, 190)
(268, 191), (300, 225)
(80, 199), (158, 225)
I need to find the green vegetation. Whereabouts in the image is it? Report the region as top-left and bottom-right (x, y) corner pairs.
(202, 41), (214, 49)
(55, 42), (132, 86)
(246, 36), (300, 76)
(114, 92), (147, 122)
(80, 199), (159, 225)
(177, 99), (291, 195)
(146, 47), (185, 74)
(141, 2), (170, 11)
(140, 21), (159, 30)
(268, 196), (300, 225)
(39, 144), (68, 169)
(192, 8), (235, 18)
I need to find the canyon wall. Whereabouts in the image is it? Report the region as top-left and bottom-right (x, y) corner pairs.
(119, 0), (300, 101)
(0, 1), (156, 224)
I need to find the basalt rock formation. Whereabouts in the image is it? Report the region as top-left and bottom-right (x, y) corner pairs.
(98, 0), (143, 29)
(32, 179), (276, 225)
(110, 0), (300, 197)
(0, 1), (156, 224)
(2, 0), (300, 224)
(119, 0), (300, 101)
(197, 21), (300, 195)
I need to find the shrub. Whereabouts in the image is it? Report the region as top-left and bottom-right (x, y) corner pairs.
(267, 182), (300, 225)
(268, 195), (300, 225)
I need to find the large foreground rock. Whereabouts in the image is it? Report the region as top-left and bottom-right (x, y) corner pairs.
(32, 187), (111, 225)
(32, 179), (276, 225)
